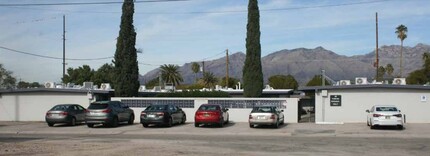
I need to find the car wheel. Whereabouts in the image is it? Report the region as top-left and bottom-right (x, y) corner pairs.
(398, 125), (404, 130)
(167, 117), (173, 127)
(87, 124), (94, 128)
(70, 117), (76, 126)
(47, 123), (54, 127)
(181, 115), (186, 124)
(219, 118), (225, 127)
(249, 124), (254, 128)
(281, 117), (285, 125)
(367, 120), (370, 126)
(274, 121), (280, 128)
(142, 124), (148, 128)
(128, 114), (135, 125)
(194, 123), (199, 127)
(111, 117), (119, 127)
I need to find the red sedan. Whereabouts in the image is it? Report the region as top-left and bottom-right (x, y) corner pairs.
(194, 104), (229, 127)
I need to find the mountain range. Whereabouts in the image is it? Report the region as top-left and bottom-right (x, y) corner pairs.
(140, 43), (430, 85)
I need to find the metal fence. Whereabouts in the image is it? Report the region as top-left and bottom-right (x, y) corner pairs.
(208, 99), (287, 109)
(120, 99), (195, 108)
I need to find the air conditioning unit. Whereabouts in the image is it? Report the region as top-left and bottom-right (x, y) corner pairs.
(393, 78), (406, 85)
(44, 82), (55, 88)
(100, 83), (111, 90)
(139, 85), (146, 91)
(338, 80), (351, 86)
(355, 77), (368, 85)
(83, 82), (93, 89)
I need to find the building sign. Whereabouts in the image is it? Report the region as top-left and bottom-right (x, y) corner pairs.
(330, 95), (342, 106)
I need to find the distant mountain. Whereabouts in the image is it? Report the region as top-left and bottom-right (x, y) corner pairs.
(140, 43), (430, 85)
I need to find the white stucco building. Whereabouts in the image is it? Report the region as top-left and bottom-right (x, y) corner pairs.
(300, 85), (430, 123)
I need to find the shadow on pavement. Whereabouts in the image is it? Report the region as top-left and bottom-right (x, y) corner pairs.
(250, 123), (288, 129)
(195, 122), (236, 128)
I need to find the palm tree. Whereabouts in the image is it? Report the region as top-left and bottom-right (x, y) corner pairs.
(159, 64), (183, 86)
(191, 62), (200, 83)
(201, 72), (218, 88)
(395, 24), (408, 77)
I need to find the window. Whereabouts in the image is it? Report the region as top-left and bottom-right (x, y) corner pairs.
(145, 105), (167, 111)
(51, 105), (69, 111)
(88, 104), (108, 109)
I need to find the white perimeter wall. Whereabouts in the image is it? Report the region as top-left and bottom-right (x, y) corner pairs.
(315, 89), (430, 123)
(112, 97), (299, 123)
(0, 92), (91, 121)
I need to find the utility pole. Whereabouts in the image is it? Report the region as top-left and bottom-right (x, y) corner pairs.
(226, 49), (229, 88)
(375, 12), (379, 81)
(201, 61), (205, 74)
(62, 15), (66, 81)
(322, 69), (326, 86)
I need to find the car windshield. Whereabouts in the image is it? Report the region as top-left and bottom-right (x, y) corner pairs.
(252, 107), (274, 113)
(88, 104), (108, 109)
(51, 105), (70, 111)
(145, 105), (167, 111)
(199, 105), (220, 111)
(376, 107), (398, 112)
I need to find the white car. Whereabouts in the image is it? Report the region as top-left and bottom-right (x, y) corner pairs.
(366, 105), (404, 129)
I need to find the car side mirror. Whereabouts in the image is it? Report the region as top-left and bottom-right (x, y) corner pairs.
(281, 110), (284, 112)
(366, 110), (370, 113)
(225, 108), (229, 111)
(399, 110), (401, 112)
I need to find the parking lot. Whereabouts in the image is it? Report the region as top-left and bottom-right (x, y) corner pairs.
(1, 122), (430, 155)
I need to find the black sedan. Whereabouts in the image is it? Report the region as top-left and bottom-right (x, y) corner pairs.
(140, 104), (186, 127)
(45, 104), (86, 127)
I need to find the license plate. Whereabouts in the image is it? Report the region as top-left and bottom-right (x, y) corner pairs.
(51, 114), (59, 117)
(148, 114), (156, 118)
(385, 116), (390, 119)
(258, 116), (265, 120)
(204, 114), (210, 117)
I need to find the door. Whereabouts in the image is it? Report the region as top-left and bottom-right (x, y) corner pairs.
(298, 99), (315, 123)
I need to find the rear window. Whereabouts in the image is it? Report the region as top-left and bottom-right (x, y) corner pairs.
(51, 105), (70, 111)
(376, 107), (398, 112)
(252, 107), (274, 113)
(88, 104), (108, 109)
(145, 105), (167, 111)
(198, 105), (220, 111)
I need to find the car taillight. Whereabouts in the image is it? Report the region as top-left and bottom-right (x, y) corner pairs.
(102, 109), (111, 113)
(373, 114), (382, 117)
(85, 109), (89, 113)
(393, 114), (402, 117)
(46, 112), (51, 116)
(270, 114), (276, 119)
(141, 112), (146, 116)
(60, 112), (68, 116)
(249, 115), (253, 119)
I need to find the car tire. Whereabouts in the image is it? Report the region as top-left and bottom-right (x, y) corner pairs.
(398, 125), (404, 130)
(249, 124), (254, 128)
(142, 124), (148, 128)
(181, 115), (186, 124)
(128, 114), (135, 125)
(194, 123), (199, 127)
(226, 117), (229, 124)
(274, 121), (280, 128)
(367, 121), (370, 126)
(167, 117), (173, 127)
(47, 123), (54, 127)
(70, 117), (76, 126)
(87, 124), (94, 128)
(281, 117), (285, 125)
(219, 118), (224, 127)
(111, 117), (119, 127)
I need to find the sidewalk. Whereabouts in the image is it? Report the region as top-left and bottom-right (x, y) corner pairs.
(1, 121), (430, 138)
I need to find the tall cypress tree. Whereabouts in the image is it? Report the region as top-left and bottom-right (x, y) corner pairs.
(113, 0), (139, 97)
(243, 0), (263, 97)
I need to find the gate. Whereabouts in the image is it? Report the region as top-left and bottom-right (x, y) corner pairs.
(298, 98), (315, 123)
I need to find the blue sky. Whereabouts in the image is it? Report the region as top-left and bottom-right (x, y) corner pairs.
(0, 0), (429, 83)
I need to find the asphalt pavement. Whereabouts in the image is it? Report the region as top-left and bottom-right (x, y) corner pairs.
(1, 121), (430, 138)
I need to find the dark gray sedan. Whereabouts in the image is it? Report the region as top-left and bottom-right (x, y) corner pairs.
(45, 104), (86, 127)
(140, 104), (186, 127)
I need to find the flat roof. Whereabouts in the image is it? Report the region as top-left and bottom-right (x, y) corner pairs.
(299, 84), (430, 91)
(0, 88), (109, 94)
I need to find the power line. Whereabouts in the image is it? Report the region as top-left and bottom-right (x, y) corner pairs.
(0, 46), (113, 61)
(0, 0), (189, 7)
(2, 0), (398, 14)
